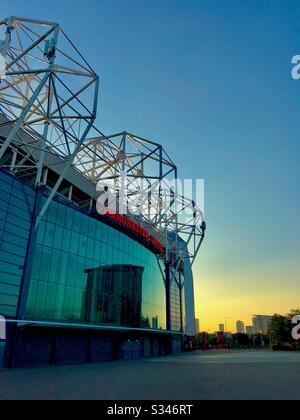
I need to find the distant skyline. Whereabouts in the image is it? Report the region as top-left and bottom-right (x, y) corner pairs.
(215, 315), (275, 335)
(1, 0), (299, 331)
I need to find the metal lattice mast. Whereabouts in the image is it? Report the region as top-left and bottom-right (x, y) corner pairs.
(75, 131), (206, 266)
(0, 16), (205, 265)
(0, 16), (99, 227)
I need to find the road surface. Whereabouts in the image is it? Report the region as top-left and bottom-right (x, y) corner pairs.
(0, 350), (299, 400)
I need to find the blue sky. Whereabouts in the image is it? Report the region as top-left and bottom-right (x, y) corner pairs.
(1, 0), (300, 330)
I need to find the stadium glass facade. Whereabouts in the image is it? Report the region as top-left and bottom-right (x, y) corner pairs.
(26, 194), (166, 330)
(0, 169), (167, 331)
(0, 170), (35, 318)
(0, 169), (190, 367)
(0, 16), (203, 368)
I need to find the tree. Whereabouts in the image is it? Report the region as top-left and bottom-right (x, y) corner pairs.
(232, 333), (250, 348)
(268, 309), (300, 351)
(194, 333), (203, 348)
(287, 309), (300, 320)
(269, 314), (292, 347)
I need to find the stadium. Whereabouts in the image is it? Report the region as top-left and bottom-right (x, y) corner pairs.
(0, 17), (205, 368)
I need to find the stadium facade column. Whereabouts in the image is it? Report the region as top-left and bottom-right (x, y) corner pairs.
(17, 188), (44, 319)
(165, 262), (171, 331)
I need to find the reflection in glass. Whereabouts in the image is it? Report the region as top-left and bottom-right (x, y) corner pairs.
(82, 265), (143, 328)
(26, 196), (167, 330)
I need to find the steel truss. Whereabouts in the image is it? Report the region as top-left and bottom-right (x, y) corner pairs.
(0, 16), (205, 273)
(75, 131), (206, 272)
(0, 16), (99, 226)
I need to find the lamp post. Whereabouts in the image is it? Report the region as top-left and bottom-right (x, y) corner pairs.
(260, 331), (264, 347)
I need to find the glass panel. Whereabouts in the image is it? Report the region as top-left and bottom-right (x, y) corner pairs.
(25, 198), (167, 330)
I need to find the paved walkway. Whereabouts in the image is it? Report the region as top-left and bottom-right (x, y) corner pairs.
(0, 350), (300, 400)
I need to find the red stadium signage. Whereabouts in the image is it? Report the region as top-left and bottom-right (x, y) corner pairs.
(104, 211), (164, 254)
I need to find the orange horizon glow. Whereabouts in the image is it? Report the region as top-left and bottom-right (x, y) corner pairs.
(193, 254), (299, 333)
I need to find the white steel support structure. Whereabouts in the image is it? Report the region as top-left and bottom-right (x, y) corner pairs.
(74, 131), (206, 271)
(0, 16), (205, 303)
(0, 16), (99, 227)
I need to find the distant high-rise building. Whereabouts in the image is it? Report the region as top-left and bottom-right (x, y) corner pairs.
(252, 315), (272, 335)
(195, 319), (200, 335)
(236, 320), (245, 334)
(219, 324), (225, 333)
(152, 316), (159, 329)
(246, 326), (254, 336)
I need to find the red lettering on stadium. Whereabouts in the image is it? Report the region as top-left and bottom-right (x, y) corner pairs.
(104, 211), (164, 253)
